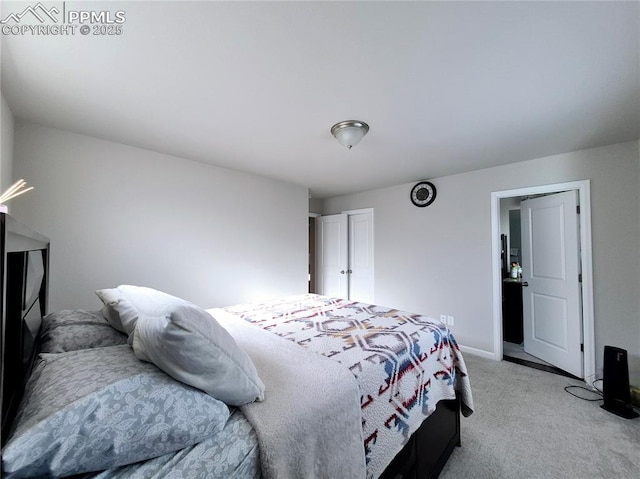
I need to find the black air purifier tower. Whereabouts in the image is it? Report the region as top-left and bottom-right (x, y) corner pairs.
(600, 346), (638, 419)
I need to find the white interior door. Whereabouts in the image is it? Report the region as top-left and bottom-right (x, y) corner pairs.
(521, 191), (583, 377)
(348, 212), (374, 303)
(316, 214), (348, 298)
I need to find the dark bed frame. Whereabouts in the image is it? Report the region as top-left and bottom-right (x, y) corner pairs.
(0, 212), (460, 478)
(1, 213), (50, 446)
(380, 395), (461, 479)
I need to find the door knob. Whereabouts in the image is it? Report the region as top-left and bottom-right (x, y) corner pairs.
(340, 270), (345, 274)
(522, 282), (529, 287)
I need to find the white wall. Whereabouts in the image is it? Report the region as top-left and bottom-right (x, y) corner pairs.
(309, 197), (323, 215)
(11, 122), (309, 312)
(323, 141), (640, 383)
(0, 94), (14, 191)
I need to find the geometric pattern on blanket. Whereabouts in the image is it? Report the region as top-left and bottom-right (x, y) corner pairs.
(224, 293), (474, 479)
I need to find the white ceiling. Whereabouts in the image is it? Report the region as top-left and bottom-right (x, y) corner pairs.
(2, 1), (639, 198)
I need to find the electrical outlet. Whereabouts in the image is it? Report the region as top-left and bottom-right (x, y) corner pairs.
(440, 314), (447, 324)
(447, 315), (454, 326)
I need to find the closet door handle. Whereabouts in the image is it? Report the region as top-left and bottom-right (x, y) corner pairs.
(340, 270), (346, 274)
(522, 282), (529, 287)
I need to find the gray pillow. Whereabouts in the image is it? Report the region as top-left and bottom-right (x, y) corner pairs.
(132, 303), (266, 406)
(95, 285), (265, 406)
(2, 345), (230, 478)
(39, 309), (128, 353)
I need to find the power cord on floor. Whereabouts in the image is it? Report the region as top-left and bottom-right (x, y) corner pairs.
(592, 378), (603, 395)
(565, 379), (640, 414)
(564, 378), (603, 401)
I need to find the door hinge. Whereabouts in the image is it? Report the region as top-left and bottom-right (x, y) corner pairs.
(578, 273), (582, 283)
(580, 343), (584, 352)
(576, 205), (580, 214)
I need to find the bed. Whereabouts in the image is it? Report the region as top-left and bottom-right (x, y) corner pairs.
(0, 213), (474, 479)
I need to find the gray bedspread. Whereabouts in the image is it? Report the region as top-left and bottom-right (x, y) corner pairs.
(79, 408), (260, 479)
(210, 307), (367, 479)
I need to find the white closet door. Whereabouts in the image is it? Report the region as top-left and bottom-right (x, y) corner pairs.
(348, 212), (374, 303)
(316, 211), (374, 302)
(316, 214), (348, 298)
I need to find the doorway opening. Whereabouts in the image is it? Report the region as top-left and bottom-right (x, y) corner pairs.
(491, 180), (595, 382)
(308, 215), (318, 294)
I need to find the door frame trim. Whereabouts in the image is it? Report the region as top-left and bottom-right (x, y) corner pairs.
(490, 180), (595, 381)
(341, 207), (375, 216)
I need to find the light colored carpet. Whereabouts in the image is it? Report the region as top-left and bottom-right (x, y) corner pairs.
(440, 353), (640, 479)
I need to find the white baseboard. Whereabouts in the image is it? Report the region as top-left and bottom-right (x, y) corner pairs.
(459, 344), (497, 360)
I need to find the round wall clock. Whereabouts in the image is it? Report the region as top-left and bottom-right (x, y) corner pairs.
(410, 181), (437, 207)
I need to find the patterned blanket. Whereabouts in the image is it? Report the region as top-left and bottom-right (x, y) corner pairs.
(224, 294), (474, 479)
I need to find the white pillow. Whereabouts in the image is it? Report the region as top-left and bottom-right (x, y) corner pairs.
(95, 285), (265, 406)
(95, 285), (191, 335)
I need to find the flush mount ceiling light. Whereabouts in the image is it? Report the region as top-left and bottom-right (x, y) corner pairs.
(330, 120), (369, 149)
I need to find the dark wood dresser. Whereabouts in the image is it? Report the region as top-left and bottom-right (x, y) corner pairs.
(502, 278), (524, 344)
